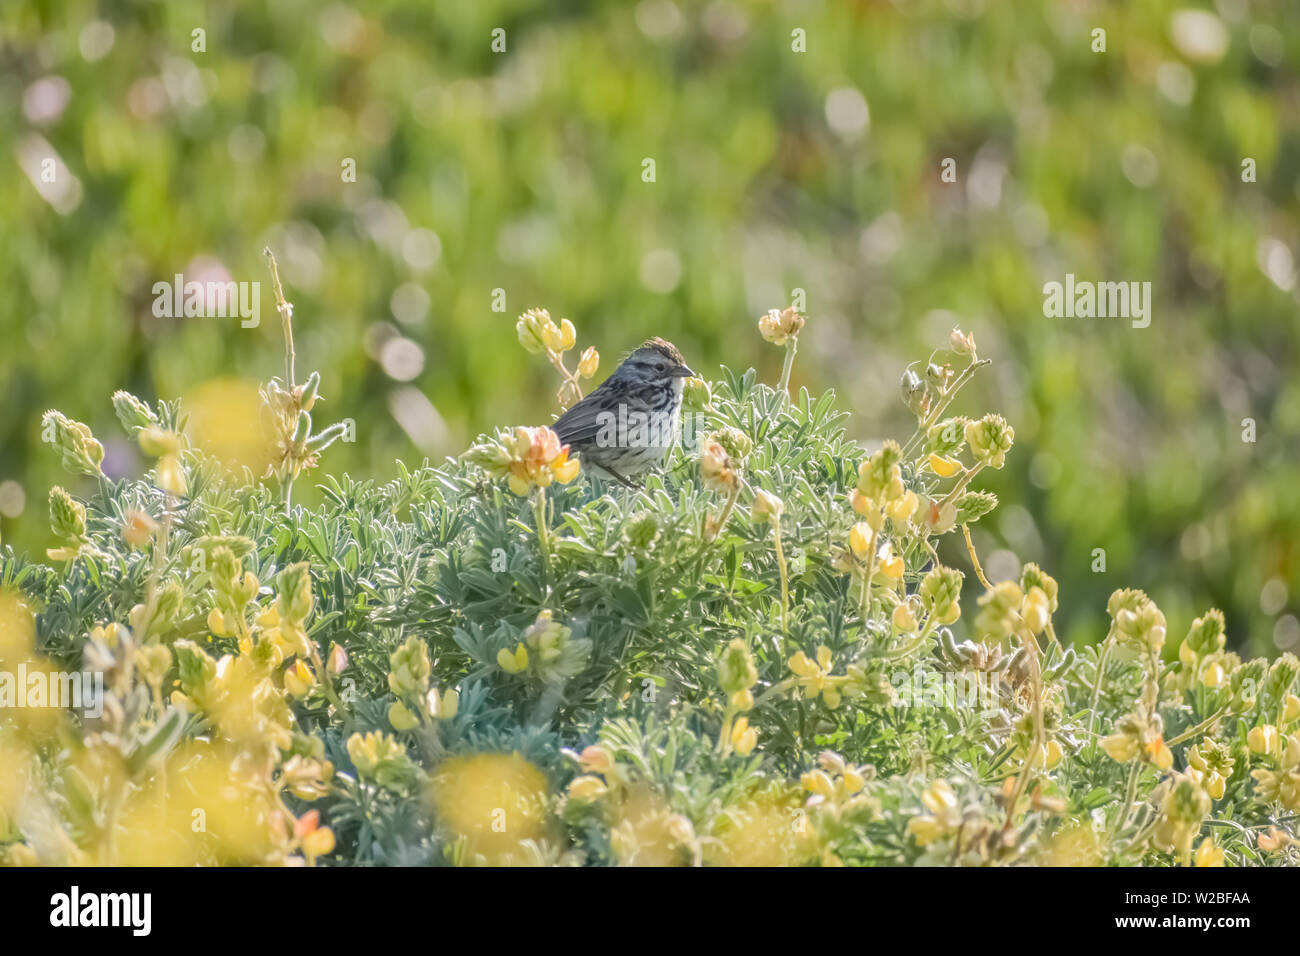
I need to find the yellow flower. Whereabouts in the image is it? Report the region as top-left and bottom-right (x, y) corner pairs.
(1200, 660), (1226, 689)
(730, 717), (758, 756)
(428, 687), (458, 720)
(848, 522), (874, 560)
(1248, 724), (1277, 755)
(801, 769), (835, 799)
(578, 346), (599, 378)
(497, 643), (529, 674)
(876, 546), (904, 581)
(1021, 587), (1051, 636)
(1101, 733), (1139, 764)
(885, 490), (918, 523)
(1193, 838), (1224, 867)
(122, 508), (157, 550)
(1147, 736), (1174, 771)
(906, 815), (946, 846)
(751, 489), (784, 524)
(284, 659), (315, 698)
(207, 607), (229, 637)
(464, 425), (581, 496)
(388, 700), (418, 731)
(301, 825), (335, 859)
(891, 601), (918, 632)
(568, 775), (608, 802)
(155, 453), (188, 497)
(729, 689), (754, 712)
(928, 453), (961, 478)
(1284, 694), (1300, 724)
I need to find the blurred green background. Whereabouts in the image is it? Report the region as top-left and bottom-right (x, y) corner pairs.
(1, 0), (1297, 656)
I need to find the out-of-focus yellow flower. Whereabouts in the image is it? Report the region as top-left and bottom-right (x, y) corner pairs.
(885, 490), (918, 523)
(122, 508), (157, 550)
(388, 700), (418, 731)
(928, 453), (961, 477)
(1192, 838), (1223, 867)
(1101, 733), (1139, 764)
(1248, 725), (1277, 755)
(751, 489), (784, 524)
(568, 775), (608, 802)
(730, 689), (754, 711)
(1147, 736), (1174, 771)
(1257, 827), (1291, 852)
(908, 779), (963, 846)
(430, 753), (553, 864)
(497, 643), (529, 674)
(579, 744), (614, 775)
(301, 825), (335, 860)
(578, 346), (599, 378)
(1284, 694), (1300, 724)
(207, 607), (228, 637)
(848, 522), (874, 560)
(427, 686), (459, 720)
(876, 545), (904, 581)
(1021, 587), (1051, 636)
(1201, 660), (1226, 688)
(284, 659), (315, 698)
(730, 717), (758, 756)
(388, 636), (431, 699)
(892, 600), (918, 632)
(801, 769), (835, 799)
(699, 439), (738, 494)
(705, 791), (816, 866)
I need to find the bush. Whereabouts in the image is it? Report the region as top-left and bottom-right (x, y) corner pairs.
(1, 292), (1297, 867)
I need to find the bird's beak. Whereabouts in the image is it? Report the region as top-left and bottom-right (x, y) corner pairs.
(672, 364), (695, 379)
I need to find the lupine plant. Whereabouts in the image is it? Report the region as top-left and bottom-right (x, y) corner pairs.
(2, 290), (1298, 867)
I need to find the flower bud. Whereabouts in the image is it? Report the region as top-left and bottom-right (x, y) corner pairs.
(718, 638), (758, 694)
(751, 489), (784, 524)
(964, 414), (1015, 469)
(112, 390), (160, 437)
(579, 744), (614, 774)
(42, 410), (105, 477)
(578, 346), (599, 379)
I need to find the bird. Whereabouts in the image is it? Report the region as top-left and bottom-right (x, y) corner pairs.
(551, 337), (694, 486)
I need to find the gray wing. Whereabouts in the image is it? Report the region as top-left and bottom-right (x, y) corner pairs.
(551, 383), (613, 447)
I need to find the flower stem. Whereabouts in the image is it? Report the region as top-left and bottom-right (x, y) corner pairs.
(264, 247), (296, 387)
(534, 487), (551, 583)
(778, 336), (799, 398)
(772, 517), (789, 635)
(962, 523), (992, 589)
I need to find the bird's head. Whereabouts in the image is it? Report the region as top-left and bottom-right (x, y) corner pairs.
(613, 337), (694, 391)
